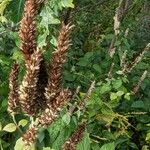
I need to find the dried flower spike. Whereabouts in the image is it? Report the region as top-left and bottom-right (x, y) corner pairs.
(131, 70), (148, 95)
(19, 0), (43, 61)
(22, 89), (72, 144)
(62, 124), (86, 150)
(39, 89), (72, 127)
(45, 23), (74, 104)
(22, 125), (39, 146)
(126, 43), (150, 73)
(19, 48), (43, 116)
(79, 80), (95, 109)
(8, 63), (20, 114)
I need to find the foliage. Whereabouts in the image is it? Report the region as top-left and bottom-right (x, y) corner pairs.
(0, 0), (150, 150)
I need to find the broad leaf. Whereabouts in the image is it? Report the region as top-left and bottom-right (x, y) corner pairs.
(18, 119), (28, 127)
(77, 133), (91, 150)
(15, 138), (36, 150)
(100, 142), (115, 150)
(3, 123), (17, 132)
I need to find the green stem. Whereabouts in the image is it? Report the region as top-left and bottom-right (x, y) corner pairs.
(12, 114), (23, 134)
(0, 139), (3, 150)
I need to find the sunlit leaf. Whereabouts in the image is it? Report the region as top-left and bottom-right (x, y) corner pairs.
(18, 119), (28, 127)
(3, 123), (17, 132)
(61, 0), (74, 8)
(110, 92), (118, 100)
(15, 137), (35, 150)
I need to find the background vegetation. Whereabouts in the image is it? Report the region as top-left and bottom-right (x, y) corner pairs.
(0, 0), (150, 149)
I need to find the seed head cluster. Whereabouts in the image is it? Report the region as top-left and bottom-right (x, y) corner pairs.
(8, 0), (74, 146)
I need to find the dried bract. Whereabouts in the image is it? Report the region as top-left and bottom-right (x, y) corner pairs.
(62, 124), (86, 150)
(45, 23), (74, 104)
(8, 63), (20, 114)
(19, 48), (43, 116)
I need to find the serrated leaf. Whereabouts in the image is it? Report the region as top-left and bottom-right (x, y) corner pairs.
(3, 123), (17, 132)
(61, 0), (74, 8)
(40, 6), (60, 29)
(38, 31), (49, 48)
(18, 119), (28, 127)
(100, 142), (115, 150)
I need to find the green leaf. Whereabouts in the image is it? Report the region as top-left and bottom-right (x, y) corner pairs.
(100, 83), (111, 94)
(77, 59), (88, 67)
(38, 30), (49, 48)
(146, 133), (150, 141)
(116, 91), (124, 97)
(0, 0), (10, 16)
(64, 71), (75, 81)
(100, 142), (115, 150)
(116, 70), (124, 75)
(40, 6), (60, 29)
(142, 145), (149, 150)
(38, 128), (45, 143)
(110, 93), (118, 100)
(62, 112), (71, 125)
(80, 92), (86, 98)
(0, 16), (7, 23)
(61, 0), (74, 8)
(93, 64), (101, 73)
(8, 0), (24, 22)
(131, 101), (145, 109)
(43, 148), (54, 150)
(124, 93), (130, 100)
(3, 123), (17, 132)
(101, 103), (114, 114)
(14, 138), (25, 150)
(84, 52), (94, 59)
(77, 133), (90, 150)
(50, 35), (58, 47)
(0, 122), (2, 131)
(15, 137), (35, 150)
(18, 119), (28, 127)
(112, 79), (122, 90)
(12, 48), (23, 61)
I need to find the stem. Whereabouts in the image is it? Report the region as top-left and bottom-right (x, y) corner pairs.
(12, 114), (23, 134)
(0, 139), (3, 150)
